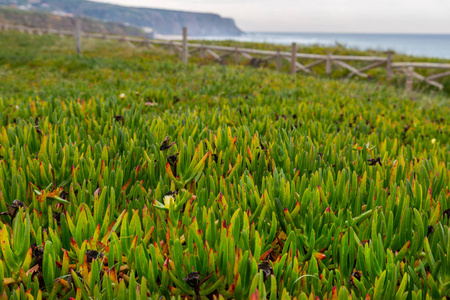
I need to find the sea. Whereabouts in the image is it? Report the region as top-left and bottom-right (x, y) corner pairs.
(181, 32), (450, 59)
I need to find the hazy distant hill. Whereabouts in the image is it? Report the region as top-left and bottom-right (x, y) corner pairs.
(0, 0), (243, 36)
(0, 6), (145, 36)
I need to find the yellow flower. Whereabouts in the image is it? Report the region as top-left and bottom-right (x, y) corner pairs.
(431, 139), (436, 144)
(163, 195), (175, 208)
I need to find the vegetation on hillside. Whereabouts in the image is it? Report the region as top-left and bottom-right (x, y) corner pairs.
(0, 7), (144, 36)
(0, 31), (449, 299)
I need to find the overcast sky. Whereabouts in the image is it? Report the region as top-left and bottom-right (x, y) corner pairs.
(91, 0), (450, 34)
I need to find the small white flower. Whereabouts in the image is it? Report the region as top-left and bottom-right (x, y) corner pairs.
(120, 93), (126, 99)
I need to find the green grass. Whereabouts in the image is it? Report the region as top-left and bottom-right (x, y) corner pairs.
(0, 31), (449, 299)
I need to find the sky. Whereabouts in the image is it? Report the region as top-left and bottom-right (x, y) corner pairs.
(91, 0), (450, 34)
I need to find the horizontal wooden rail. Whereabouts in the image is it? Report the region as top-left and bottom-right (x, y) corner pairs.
(1, 22), (450, 92)
(392, 62), (450, 69)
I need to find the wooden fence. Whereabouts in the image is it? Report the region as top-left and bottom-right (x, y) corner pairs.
(2, 22), (450, 92)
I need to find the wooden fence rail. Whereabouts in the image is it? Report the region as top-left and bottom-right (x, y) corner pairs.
(1, 23), (450, 92)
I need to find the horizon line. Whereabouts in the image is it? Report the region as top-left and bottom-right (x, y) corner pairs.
(243, 31), (450, 35)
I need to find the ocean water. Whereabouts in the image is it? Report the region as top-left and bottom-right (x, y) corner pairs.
(191, 32), (450, 59)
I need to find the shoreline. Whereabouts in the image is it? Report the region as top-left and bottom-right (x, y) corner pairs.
(158, 32), (450, 60)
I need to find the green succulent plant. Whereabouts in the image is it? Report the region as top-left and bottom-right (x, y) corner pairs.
(0, 30), (448, 299)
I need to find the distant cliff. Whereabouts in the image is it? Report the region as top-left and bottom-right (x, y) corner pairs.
(2, 0), (243, 36)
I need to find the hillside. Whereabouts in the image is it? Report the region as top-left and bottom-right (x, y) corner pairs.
(0, 6), (145, 36)
(1, 0), (243, 36)
(0, 31), (449, 299)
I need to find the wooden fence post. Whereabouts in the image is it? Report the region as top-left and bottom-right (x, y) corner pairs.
(200, 42), (205, 60)
(405, 66), (414, 92)
(182, 27), (188, 65)
(386, 51), (394, 81)
(291, 43), (297, 75)
(326, 51), (332, 75)
(276, 49), (281, 71)
(75, 18), (82, 55)
(234, 46), (239, 64)
(169, 41), (174, 54)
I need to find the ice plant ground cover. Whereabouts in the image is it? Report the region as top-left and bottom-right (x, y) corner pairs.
(0, 31), (449, 299)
